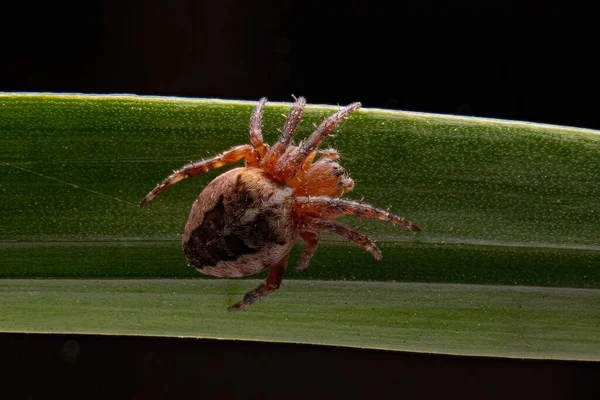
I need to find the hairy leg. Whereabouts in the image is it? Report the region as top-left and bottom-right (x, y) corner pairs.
(262, 96), (306, 172)
(228, 254), (290, 312)
(249, 97), (269, 158)
(301, 217), (382, 261)
(296, 231), (319, 271)
(272, 102), (361, 182)
(294, 196), (421, 231)
(140, 144), (258, 206)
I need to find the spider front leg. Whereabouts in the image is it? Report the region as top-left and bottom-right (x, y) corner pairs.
(262, 96), (306, 172)
(140, 144), (258, 207)
(228, 254), (290, 312)
(294, 196), (421, 232)
(273, 102), (361, 182)
(249, 97), (269, 159)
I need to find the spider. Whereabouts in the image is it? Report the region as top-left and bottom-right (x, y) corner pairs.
(140, 97), (421, 311)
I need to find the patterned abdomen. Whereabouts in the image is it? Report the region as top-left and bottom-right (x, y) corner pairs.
(182, 167), (297, 277)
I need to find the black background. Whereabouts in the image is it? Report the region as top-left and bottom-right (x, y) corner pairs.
(1, 1), (599, 129)
(2, 333), (599, 400)
(1, 1), (598, 398)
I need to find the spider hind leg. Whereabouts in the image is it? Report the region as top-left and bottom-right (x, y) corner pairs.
(294, 196), (421, 232)
(296, 231), (319, 271)
(227, 254), (290, 312)
(301, 217), (382, 261)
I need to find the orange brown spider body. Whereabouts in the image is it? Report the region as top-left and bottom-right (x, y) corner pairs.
(141, 97), (421, 311)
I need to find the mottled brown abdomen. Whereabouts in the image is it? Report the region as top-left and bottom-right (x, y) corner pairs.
(182, 167), (297, 277)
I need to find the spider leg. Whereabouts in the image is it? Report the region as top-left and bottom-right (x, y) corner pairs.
(140, 144), (258, 207)
(227, 254), (290, 312)
(300, 102), (361, 155)
(279, 96), (307, 148)
(249, 97), (269, 158)
(296, 231), (319, 271)
(272, 102), (361, 181)
(301, 217), (382, 261)
(294, 196), (421, 232)
(262, 96), (307, 171)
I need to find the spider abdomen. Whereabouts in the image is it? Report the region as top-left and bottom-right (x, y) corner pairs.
(182, 167), (297, 277)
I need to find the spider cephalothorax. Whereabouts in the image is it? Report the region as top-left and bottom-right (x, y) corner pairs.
(141, 97), (421, 311)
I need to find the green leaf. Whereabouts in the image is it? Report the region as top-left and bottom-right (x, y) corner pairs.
(1, 93), (599, 360)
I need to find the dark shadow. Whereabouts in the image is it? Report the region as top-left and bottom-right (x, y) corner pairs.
(1, 332), (597, 399)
